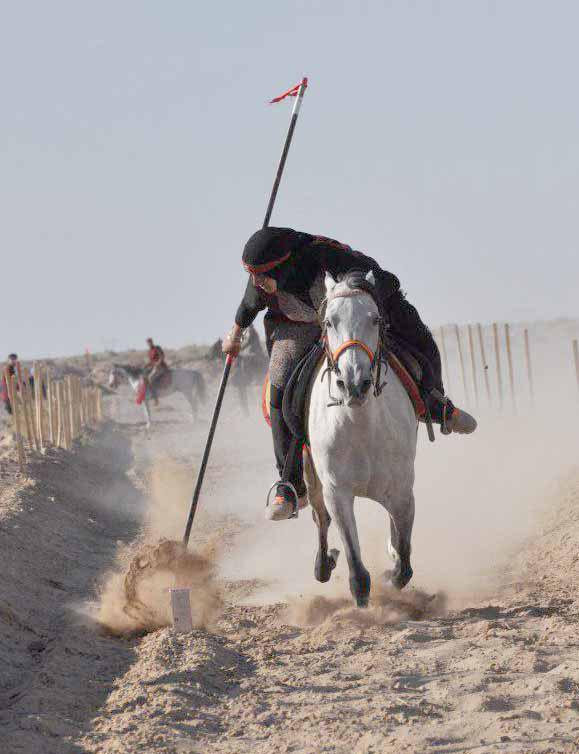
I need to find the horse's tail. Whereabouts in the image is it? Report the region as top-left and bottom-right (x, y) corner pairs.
(193, 370), (207, 404)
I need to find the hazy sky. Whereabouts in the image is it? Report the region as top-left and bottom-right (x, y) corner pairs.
(2, 1), (579, 358)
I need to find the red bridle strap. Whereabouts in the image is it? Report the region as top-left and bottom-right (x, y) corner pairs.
(332, 339), (375, 365)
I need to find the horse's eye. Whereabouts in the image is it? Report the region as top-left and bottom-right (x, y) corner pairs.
(324, 319), (333, 329)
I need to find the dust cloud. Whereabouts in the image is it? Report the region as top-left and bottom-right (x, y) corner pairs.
(215, 369), (579, 611)
(98, 346), (579, 629)
(96, 457), (224, 636)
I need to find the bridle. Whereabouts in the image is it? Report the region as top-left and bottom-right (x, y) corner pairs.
(319, 286), (388, 406)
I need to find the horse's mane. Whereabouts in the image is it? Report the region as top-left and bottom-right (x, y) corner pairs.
(114, 363), (143, 379)
(322, 270), (383, 321)
(334, 270), (380, 301)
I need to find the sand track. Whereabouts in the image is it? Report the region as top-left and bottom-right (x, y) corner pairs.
(0, 427), (142, 753)
(1, 397), (579, 753)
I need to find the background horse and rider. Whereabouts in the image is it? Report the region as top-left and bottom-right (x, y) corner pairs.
(108, 363), (206, 428)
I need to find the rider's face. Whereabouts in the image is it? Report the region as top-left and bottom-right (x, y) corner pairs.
(251, 273), (277, 294)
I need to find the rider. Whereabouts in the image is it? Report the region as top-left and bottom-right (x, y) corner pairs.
(223, 228), (477, 520)
(2, 354), (21, 415)
(144, 338), (167, 404)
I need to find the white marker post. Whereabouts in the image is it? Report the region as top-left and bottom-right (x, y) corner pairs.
(170, 589), (194, 633)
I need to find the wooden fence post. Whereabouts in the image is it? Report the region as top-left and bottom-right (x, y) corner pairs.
(34, 363), (45, 451)
(46, 369), (54, 445)
(67, 376), (77, 442)
(524, 329), (534, 404)
(573, 340), (579, 394)
(467, 324), (479, 407)
(493, 323), (504, 410)
(80, 381), (87, 429)
(22, 368), (39, 452)
(438, 326), (452, 395)
(477, 323), (492, 406)
(504, 323), (516, 413)
(97, 388), (103, 422)
(63, 381), (72, 449)
(454, 324), (470, 407)
(8, 374), (25, 472)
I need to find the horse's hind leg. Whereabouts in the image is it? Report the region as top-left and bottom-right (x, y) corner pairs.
(385, 491), (415, 590)
(325, 488), (371, 607)
(143, 401), (151, 429)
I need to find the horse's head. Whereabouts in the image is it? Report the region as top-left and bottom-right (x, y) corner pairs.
(323, 271), (384, 407)
(108, 365), (121, 389)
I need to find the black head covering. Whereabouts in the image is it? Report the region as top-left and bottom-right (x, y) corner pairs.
(242, 227), (307, 273)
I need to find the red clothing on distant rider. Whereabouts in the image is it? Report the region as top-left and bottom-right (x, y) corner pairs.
(148, 345), (165, 367)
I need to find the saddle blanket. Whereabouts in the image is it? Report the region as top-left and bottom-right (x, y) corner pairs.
(135, 369), (172, 405)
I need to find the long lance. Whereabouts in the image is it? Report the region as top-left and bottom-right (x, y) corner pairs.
(183, 77), (309, 547)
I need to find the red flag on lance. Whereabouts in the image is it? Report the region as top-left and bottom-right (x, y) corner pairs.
(269, 77), (308, 104)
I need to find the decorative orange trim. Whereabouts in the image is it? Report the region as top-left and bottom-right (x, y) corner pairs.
(243, 251), (291, 275)
(332, 339), (374, 364)
(386, 353), (426, 417)
(261, 372), (271, 427)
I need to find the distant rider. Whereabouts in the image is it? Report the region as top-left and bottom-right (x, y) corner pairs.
(2, 354), (22, 415)
(144, 338), (167, 404)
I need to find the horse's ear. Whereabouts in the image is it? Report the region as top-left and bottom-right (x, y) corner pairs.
(324, 271), (337, 295)
(365, 270), (376, 287)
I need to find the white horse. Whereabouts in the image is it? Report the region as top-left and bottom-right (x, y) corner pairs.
(108, 364), (206, 428)
(305, 271), (418, 607)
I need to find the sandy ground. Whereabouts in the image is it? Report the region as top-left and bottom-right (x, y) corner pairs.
(1, 375), (579, 753)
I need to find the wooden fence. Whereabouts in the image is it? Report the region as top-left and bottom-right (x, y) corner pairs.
(4, 363), (104, 472)
(436, 324), (579, 412)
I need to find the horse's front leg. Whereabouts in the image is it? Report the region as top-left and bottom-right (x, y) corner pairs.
(385, 491), (415, 590)
(325, 487), (370, 607)
(309, 487), (339, 583)
(143, 400), (152, 429)
(183, 391), (197, 420)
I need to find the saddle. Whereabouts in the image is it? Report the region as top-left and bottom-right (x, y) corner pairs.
(261, 340), (426, 442)
(135, 368), (172, 405)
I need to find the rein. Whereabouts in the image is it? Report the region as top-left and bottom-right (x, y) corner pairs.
(319, 285), (388, 406)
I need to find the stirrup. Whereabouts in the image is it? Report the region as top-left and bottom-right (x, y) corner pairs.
(266, 481), (299, 519)
(430, 388), (452, 435)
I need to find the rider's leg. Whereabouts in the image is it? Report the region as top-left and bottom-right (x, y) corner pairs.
(267, 321), (321, 520)
(388, 293), (477, 434)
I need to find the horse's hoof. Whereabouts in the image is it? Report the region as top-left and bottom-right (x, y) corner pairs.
(350, 568), (371, 607)
(328, 548), (340, 570)
(315, 552), (334, 583)
(391, 564), (413, 590)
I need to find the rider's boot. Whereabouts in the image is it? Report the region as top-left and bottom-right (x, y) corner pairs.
(432, 397), (477, 435)
(266, 398), (307, 521)
(443, 403), (477, 434)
